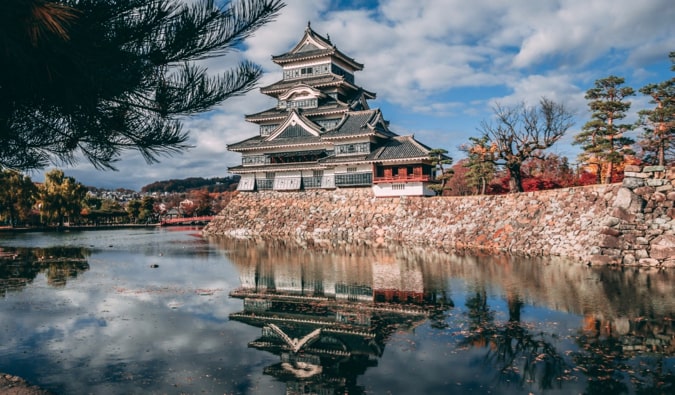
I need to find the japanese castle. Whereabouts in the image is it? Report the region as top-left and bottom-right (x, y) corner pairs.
(228, 23), (440, 197)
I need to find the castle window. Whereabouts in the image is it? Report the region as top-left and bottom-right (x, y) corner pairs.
(336, 142), (370, 155)
(242, 155), (266, 165)
(281, 98), (318, 109)
(283, 63), (331, 80)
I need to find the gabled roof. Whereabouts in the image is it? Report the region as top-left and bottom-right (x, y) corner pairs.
(271, 23), (363, 70)
(265, 110), (322, 140)
(228, 110), (325, 152)
(322, 109), (396, 140)
(278, 84), (324, 101)
(366, 135), (434, 161)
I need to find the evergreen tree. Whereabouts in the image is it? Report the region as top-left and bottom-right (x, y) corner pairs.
(0, 0), (284, 170)
(461, 136), (496, 195)
(637, 53), (675, 166)
(574, 76), (635, 184)
(428, 148), (453, 196)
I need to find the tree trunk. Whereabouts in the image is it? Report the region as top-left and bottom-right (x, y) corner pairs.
(507, 295), (524, 323)
(595, 164), (602, 184)
(507, 164), (523, 193)
(604, 162), (613, 184)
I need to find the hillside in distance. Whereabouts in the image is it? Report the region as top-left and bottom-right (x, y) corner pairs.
(140, 176), (240, 194)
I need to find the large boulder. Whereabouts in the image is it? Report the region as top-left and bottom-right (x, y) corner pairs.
(650, 235), (675, 260)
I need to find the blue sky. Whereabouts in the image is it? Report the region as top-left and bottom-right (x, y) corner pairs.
(41, 0), (675, 190)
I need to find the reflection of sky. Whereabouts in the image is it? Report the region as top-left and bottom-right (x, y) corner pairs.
(1, 230), (674, 394)
(0, 229), (285, 394)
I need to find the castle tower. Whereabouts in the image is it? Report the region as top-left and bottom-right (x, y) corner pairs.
(227, 23), (441, 197)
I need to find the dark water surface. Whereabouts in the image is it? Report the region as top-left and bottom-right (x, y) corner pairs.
(1, 228), (674, 394)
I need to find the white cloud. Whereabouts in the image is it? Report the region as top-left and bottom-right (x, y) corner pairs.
(44, 0), (675, 189)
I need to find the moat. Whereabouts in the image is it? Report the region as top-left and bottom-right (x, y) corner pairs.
(1, 228), (674, 394)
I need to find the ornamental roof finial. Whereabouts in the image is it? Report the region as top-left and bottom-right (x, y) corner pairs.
(307, 21), (311, 29)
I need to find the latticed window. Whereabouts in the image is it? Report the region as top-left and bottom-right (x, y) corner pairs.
(336, 143), (369, 155)
(283, 63), (330, 80)
(335, 172), (371, 186)
(302, 170), (324, 188)
(256, 178), (273, 190)
(242, 155), (266, 165)
(278, 98), (317, 109)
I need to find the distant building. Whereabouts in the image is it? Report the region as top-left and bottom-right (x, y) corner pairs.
(227, 23), (443, 197)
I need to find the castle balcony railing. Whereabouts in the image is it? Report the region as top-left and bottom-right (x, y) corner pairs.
(372, 174), (432, 184)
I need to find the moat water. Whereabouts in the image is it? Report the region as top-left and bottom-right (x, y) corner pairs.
(1, 228), (674, 394)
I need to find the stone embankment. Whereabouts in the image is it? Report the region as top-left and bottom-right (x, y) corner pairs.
(203, 166), (675, 266)
(595, 165), (675, 267)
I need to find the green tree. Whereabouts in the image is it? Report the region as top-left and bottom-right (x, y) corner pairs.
(126, 199), (142, 223)
(83, 193), (102, 211)
(428, 148), (453, 195)
(100, 198), (122, 212)
(0, 0), (285, 170)
(574, 76), (635, 184)
(39, 169), (87, 226)
(0, 170), (38, 226)
(637, 54), (675, 166)
(139, 196), (156, 223)
(477, 98), (574, 193)
(461, 136), (497, 195)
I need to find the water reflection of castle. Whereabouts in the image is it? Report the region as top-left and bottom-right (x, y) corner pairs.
(216, 237), (675, 392)
(227, 243), (451, 394)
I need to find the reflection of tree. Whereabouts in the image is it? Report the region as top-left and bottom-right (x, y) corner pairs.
(213, 237), (675, 393)
(573, 315), (675, 394)
(0, 246), (89, 295)
(573, 333), (629, 394)
(461, 286), (567, 391)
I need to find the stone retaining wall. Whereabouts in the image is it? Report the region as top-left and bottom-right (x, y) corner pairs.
(203, 166), (675, 266)
(596, 165), (675, 267)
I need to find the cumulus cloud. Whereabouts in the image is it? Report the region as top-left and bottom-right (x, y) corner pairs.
(43, 0), (675, 190)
